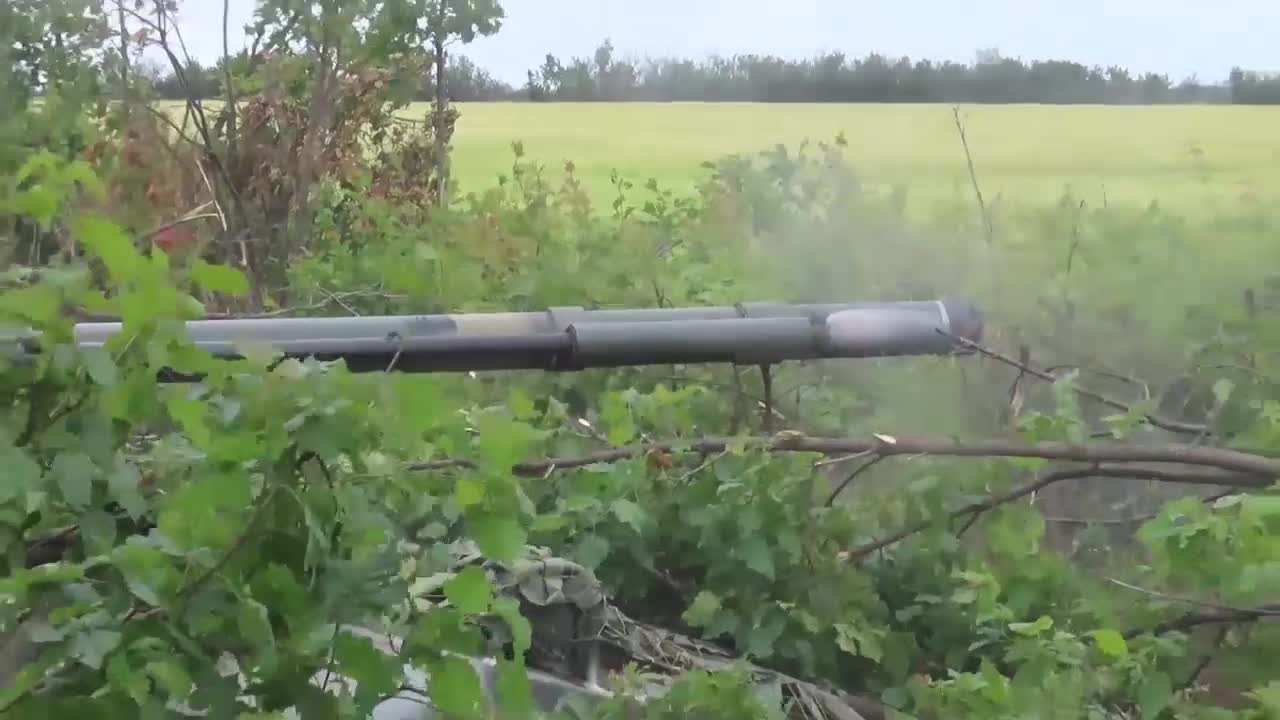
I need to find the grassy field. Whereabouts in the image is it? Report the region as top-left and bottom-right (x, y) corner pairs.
(441, 102), (1280, 214)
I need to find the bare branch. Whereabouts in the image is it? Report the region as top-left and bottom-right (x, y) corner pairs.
(222, 0), (239, 161)
(142, 209), (220, 241)
(942, 330), (1209, 436)
(407, 432), (1278, 481)
(825, 455), (887, 507)
(951, 106), (993, 245)
(176, 485), (278, 604)
(843, 466), (1097, 561)
(1181, 625), (1229, 691)
(842, 464), (1255, 562)
(1106, 578), (1280, 618)
(1124, 604), (1280, 639)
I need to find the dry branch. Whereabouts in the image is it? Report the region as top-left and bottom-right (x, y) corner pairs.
(1124, 604), (1280, 639)
(1107, 578), (1280, 618)
(825, 455), (887, 506)
(407, 432), (1275, 566)
(1115, 576), (1280, 639)
(410, 433), (1280, 479)
(409, 433), (1279, 480)
(941, 330), (1208, 436)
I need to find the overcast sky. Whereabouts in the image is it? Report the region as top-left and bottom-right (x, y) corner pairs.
(169, 0), (1277, 85)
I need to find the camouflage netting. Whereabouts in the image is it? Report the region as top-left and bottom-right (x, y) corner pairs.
(431, 541), (876, 720)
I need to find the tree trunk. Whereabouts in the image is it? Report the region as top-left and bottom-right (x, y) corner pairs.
(432, 35), (450, 206)
(116, 1), (130, 118)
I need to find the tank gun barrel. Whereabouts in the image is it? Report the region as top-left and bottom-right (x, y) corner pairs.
(15, 298), (982, 375)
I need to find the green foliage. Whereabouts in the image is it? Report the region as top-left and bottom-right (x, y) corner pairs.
(277, 133), (1280, 717)
(524, 40), (1232, 105)
(571, 665), (786, 720)
(4, 8), (1280, 715)
(0, 158), (513, 717)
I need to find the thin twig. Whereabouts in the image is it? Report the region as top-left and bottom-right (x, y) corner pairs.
(825, 455), (887, 507)
(941, 330), (1208, 436)
(1043, 363), (1150, 398)
(16, 393), (88, 447)
(194, 160), (228, 232)
(679, 450), (728, 482)
(1106, 578), (1280, 618)
(843, 463), (1269, 562)
(1124, 604), (1279, 639)
(843, 466), (1095, 562)
(760, 364), (775, 433)
(221, 0), (239, 162)
(951, 105), (993, 245)
(176, 486), (278, 603)
(407, 434), (1278, 482)
(1042, 488), (1236, 526)
(1181, 625), (1229, 692)
(318, 287), (361, 317)
(142, 212), (221, 241)
(813, 451), (872, 469)
(78, 288), (405, 321)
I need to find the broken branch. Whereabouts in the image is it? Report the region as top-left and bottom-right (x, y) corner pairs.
(941, 330), (1208, 436)
(408, 433), (1278, 482)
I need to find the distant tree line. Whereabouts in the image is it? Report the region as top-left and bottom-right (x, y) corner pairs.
(144, 41), (1280, 105)
(523, 42), (1278, 105)
(1228, 68), (1280, 104)
(141, 54), (517, 102)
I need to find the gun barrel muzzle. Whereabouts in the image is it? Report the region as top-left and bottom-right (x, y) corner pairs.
(11, 298), (981, 375)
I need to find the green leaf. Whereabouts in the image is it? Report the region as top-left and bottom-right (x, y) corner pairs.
(740, 536), (775, 579)
(683, 591), (722, 627)
(573, 533), (610, 569)
(412, 608), (485, 657)
(1212, 378), (1235, 406)
(1242, 495), (1280, 520)
(52, 452), (95, 509)
(74, 215), (141, 283)
(1138, 671), (1172, 720)
(111, 540), (176, 607)
(107, 460), (147, 520)
(0, 284), (64, 326)
(475, 412), (536, 470)
(1249, 681), (1280, 712)
(530, 513), (568, 533)
(146, 658), (194, 699)
(494, 657), (534, 716)
(491, 597), (532, 656)
(79, 508), (117, 556)
(444, 566), (494, 614)
(191, 260), (249, 296)
(70, 629), (122, 670)
(0, 444), (42, 503)
(335, 631), (398, 699)
(986, 505), (1045, 557)
(835, 622), (883, 662)
(1008, 615), (1053, 637)
(395, 376), (443, 433)
(468, 512), (526, 563)
(1089, 629), (1128, 658)
(11, 186), (60, 224)
(80, 348), (118, 387)
(609, 498), (647, 533)
(237, 599), (277, 655)
(507, 387), (537, 420)
(746, 615), (786, 658)
(107, 652), (150, 704)
(600, 392), (636, 445)
(454, 477), (485, 508)
(429, 655), (485, 717)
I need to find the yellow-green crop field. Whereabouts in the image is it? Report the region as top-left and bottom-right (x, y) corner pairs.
(441, 102), (1280, 214)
